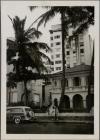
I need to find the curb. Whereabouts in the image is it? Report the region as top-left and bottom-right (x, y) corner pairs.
(32, 120), (94, 124)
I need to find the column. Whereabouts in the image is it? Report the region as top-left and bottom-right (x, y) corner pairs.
(83, 100), (87, 108)
(82, 95), (87, 109)
(69, 78), (73, 90)
(69, 96), (73, 109)
(81, 77), (86, 90)
(70, 100), (73, 109)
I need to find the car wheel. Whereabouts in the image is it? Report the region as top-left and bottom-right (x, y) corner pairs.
(14, 117), (21, 124)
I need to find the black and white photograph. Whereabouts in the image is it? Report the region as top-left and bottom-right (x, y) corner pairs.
(1, 0), (99, 140)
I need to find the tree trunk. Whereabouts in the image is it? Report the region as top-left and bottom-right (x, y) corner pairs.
(59, 11), (66, 108)
(87, 41), (94, 111)
(8, 88), (11, 105)
(24, 80), (28, 106)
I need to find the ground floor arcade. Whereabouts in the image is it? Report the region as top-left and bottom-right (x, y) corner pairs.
(50, 93), (94, 111)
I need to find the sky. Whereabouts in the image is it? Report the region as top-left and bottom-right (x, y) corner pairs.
(2, 3), (61, 46)
(2, 1), (95, 47)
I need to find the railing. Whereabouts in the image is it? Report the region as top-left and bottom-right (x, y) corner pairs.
(48, 85), (94, 93)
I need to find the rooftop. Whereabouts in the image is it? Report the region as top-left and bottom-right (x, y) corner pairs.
(48, 64), (93, 78)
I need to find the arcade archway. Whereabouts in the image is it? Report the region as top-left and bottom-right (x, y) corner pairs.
(73, 94), (83, 110)
(63, 95), (70, 109)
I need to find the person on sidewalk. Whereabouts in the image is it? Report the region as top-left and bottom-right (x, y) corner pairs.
(54, 105), (59, 120)
(48, 104), (55, 120)
(54, 98), (59, 120)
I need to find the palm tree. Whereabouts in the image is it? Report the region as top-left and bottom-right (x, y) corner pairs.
(87, 41), (94, 111)
(29, 6), (94, 109)
(7, 16), (51, 105)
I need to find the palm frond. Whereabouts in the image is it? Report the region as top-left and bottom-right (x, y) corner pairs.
(37, 51), (51, 63)
(8, 15), (13, 22)
(25, 28), (42, 39)
(25, 42), (51, 52)
(29, 6), (37, 11)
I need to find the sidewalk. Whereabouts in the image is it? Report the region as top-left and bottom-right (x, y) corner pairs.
(33, 112), (94, 124)
(33, 118), (93, 124)
(34, 112), (93, 117)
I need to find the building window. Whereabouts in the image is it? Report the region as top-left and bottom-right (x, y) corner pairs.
(56, 42), (60, 45)
(66, 44), (69, 49)
(51, 61), (54, 65)
(54, 80), (57, 86)
(51, 67), (54, 71)
(54, 35), (60, 39)
(51, 43), (53, 47)
(67, 64), (70, 68)
(51, 55), (54, 59)
(73, 50), (76, 54)
(56, 54), (60, 58)
(80, 42), (84, 47)
(50, 30), (53, 34)
(66, 79), (68, 87)
(73, 77), (81, 86)
(50, 37), (53, 40)
(80, 49), (84, 53)
(55, 60), (62, 64)
(66, 51), (70, 55)
(56, 67), (61, 70)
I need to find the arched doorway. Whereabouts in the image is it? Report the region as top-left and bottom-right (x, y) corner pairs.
(86, 94), (94, 111)
(63, 95), (70, 109)
(73, 94), (83, 110)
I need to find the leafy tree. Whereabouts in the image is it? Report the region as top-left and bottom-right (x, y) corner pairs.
(29, 6), (94, 109)
(7, 16), (51, 105)
(7, 72), (17, 105)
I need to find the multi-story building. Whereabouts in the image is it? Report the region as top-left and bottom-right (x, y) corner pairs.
(50, 24), (93, 73)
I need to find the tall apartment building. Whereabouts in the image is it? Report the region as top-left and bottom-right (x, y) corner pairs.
(50, 24), (93, 73)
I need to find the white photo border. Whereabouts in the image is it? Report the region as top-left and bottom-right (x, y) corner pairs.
(1, 0), (99, 140)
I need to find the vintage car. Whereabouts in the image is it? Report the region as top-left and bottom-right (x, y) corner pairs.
(7, 106), (35, 124)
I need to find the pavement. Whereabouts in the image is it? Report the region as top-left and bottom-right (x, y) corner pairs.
(34, 112), (93, 116)
(33, 112), (94, 124)
(33, 119), (93, 124)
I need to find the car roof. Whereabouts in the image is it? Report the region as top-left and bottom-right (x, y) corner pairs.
(7, 106), (31, 109)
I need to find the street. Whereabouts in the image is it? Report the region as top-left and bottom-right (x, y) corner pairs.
(7, 122), (94, 134)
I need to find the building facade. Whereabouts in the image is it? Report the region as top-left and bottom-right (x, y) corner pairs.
(7, 79), (45, 107)
(50, 24), (93, 73)
(7, 64), (94, 112)
(45, 64), (94, 111)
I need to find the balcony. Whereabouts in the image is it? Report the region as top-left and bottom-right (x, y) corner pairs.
(48, 85), (94, 94)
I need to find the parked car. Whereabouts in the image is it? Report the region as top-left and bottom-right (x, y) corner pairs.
(7, 106), (35, 124)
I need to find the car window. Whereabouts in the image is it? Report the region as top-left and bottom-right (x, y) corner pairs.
(8, 108), (24, 113)
(25, 108), (32, 113)
(7, 109), (11, 113)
